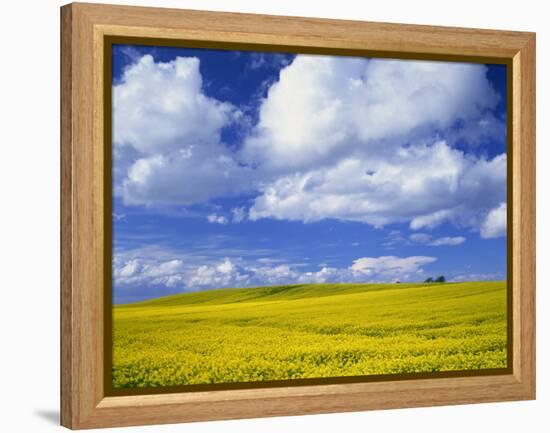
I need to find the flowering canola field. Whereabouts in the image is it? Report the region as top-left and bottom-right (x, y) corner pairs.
(112, 281), (507, 388)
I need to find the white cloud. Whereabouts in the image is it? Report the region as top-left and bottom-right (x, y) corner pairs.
(410, 209), (454, 230)
(231, 207), (246, 223)
(217, 258), (235, 273)
(350, 256), (436, 279)
(114, 249), (437, 295)
(123, 150), (255, 206)
(243, 56), (505, 234)
(242, 56), (499, 172)
(188, 258), (245, 288)
(409, 233), (465, 246)
(428, 236), (466, 246)
(480, 202), (507, 238)
(113, 54), (506, 237)
(114, 55), (235, 155)
(113, 55), (252, 206)
(117, 259), (139, 277)
(114, 257), (185, 288)
(207, 214), (228, 225)
(249, 141), (506, 231)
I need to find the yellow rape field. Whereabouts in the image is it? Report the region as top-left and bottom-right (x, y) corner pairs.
(112, 281), (507, 388)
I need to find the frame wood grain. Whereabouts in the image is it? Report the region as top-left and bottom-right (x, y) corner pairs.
(60, 2), (535, 429)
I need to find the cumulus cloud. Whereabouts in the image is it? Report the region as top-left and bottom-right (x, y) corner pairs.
(114, 250), (437, 295)
(480, 202), (507, 238)
(242, 56), (499, 172)
(113, 257), (185, 288)
(187, 258), (247, 288)
(207, 214), (228, 225)
(114, 55), (235, 154)
(249, 141), (506, 231)
(122, 150), (255, 206)
(350, 256), (437, 279)
(113, 54), (506, 237)
(242, 56), (505, 233)
(117, 258), (139, 277)
(113, 55), (252, 205)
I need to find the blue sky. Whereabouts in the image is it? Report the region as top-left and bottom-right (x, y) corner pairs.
(111, 44), (507, 304)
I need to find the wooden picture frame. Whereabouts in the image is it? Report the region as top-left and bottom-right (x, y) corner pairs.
(60, 2), (536, 429)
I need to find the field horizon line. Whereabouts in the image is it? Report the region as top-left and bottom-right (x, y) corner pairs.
(113, 280), (507, 307)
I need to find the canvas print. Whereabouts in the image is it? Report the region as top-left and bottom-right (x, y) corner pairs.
(111, 44), (508, 390)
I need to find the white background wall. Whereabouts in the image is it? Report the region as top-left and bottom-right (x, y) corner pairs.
(0, 0), (546, 431)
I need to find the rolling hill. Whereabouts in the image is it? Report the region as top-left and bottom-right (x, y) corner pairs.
(112, 281), (507, 388)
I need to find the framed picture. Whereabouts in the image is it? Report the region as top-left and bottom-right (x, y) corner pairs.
(60, 2), (535, 429)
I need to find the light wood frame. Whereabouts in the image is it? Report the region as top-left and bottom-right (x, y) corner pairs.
(60, 2), (536, 429)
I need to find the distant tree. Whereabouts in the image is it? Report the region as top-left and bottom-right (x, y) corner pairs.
(424, 277), (433, 283)
(435, 275), (446, 283)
